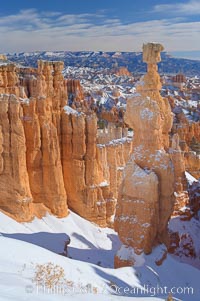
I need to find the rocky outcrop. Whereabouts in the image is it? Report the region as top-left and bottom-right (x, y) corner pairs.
(188, 180), (200, 219)
(0, 61), (132, 225)
(67, 79), (84, 102)
(115, 162), (159, 255)
(0, 54), (7, 61)
(171, 109), (200, 178)
(0, 94), (33, 221)
(169, 230), (196, 259)
(172, 120), (200, 150)
(22, 61), (68, 217)
(97, 123), (128, 144)
(114, 43), (175, 267)
(185, 152), (200, 179)
(100, 107), (124, 125)
(111, 67), (132, 77)
(172, 73), (186, 83)
(0, 61), (69, 220)
(0, 64), (20, 96)
(170, 134), (189, 215)
(61, 107), (132, 226)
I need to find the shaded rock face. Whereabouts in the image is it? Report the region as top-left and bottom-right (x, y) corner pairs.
(188, 181), (200, 219)
(169, 133), (190, 216)
(67, 79), (84, 102)
(169, 231), (196, 259)
(171, 108), (200, 179)
(0, 61), (132, 225)
(114, 43), (175, 267)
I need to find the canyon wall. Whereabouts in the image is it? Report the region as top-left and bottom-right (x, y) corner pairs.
(61, 108), (132, 226)
(0, 94), (32, 221)
(0, 60), (132, 225)
(0, 61), (68, 220)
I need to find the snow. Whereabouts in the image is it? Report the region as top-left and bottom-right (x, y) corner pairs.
(0, 236), (146, 301)
(115, 215), (138, 223)
(63, 65), (136, 110)
(140, 108), (154, 120)
(142, 223), (150, 228)
(133, 165), (147, 178)
(44, 51), (59, 56)
(107, 137), (132, 146)
(90, 181), (109, 189)
(185, 171), (198, 185)
(63, 105), (80, 115)
(97, 137), (132, 148)
(0, 61), (9, 66)
(0, 211), (166, 301)
(99, 181), (109, 187)
(116, 245), (145, 267)
(0, 211), (119, 268)
(0, 209), (200, 300)
(117, 166), (124, 171)
(169, 215), (200, 269)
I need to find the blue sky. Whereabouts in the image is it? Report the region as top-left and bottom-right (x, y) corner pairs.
(1, 0), (200, 59)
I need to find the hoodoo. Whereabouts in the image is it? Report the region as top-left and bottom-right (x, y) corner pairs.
(114, 43), (175, 267)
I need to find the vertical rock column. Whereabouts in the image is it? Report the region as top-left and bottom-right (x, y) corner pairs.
(61, 109), (109, 226)
(170, 134), (189, 214)
(22, 61), (68, 217)
(61, 109), (87, 217)
(0, 64), (20, 96)
(0, 94), (33, 221)
(85, 115), (107, 225)
(114, 43), (175, 267)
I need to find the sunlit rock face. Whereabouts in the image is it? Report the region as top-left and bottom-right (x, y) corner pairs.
(61, 109), (132, 227)
(0, 94), (33, 221)
(0, 61), (68, 221)
(0, 60), (132, 225)
(114, 43), (176, 267)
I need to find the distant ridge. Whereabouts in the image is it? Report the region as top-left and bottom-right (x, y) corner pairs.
(7, 51), (200, 76)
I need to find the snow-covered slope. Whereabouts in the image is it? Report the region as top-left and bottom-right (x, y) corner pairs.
(0, 211), (200, 301)
(64, 65), (135, 110)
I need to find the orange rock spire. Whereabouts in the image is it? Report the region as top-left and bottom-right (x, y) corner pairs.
(114, 43), (175, 267)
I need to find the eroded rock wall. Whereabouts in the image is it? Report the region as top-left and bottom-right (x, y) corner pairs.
(0, 61), (132, 225)
(0, 61), (69, 220)
(0, 94), (32, 221)
(61, 108), (132, 226)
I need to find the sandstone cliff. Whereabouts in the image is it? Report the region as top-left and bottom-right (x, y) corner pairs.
(0, 61), (69, 220)
(0, 94), (32, 221)
(0, 64), (20, 96)
(0, 60), (132, 225)
(61, 107), (132, 226)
